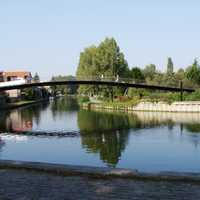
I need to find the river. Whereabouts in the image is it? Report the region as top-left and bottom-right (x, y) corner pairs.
(0, 97), (200, 173)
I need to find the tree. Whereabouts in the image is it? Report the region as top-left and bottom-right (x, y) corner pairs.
(175, 68), (185, 81)
(51, 75), (77, 95)
(131, 67), (145, 82)
(95, 38), (129, 78)
(76, 38), (129, 98)
(163, 58), (177, 86)
(186, 59), (200, 85)
(167, 57), (174, 75)
(143, 64), (156, 81)
(76, 45), (98, 95)
(33, 73), (40, 83)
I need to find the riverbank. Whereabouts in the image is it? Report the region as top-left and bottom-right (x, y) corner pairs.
(0, 99), (50, 110)
(82, 100), (200, 113)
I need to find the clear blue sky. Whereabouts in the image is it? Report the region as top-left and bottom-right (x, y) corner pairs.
(0, 0), (200, 79)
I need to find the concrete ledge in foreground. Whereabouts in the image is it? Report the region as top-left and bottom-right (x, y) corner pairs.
(1, 160), (200, 182)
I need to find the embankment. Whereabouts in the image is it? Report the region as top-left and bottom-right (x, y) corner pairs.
(0, 99), (50, 110)
(82, 101), (200, 113)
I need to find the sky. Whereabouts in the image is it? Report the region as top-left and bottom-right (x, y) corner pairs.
(0, 0), (200, 80)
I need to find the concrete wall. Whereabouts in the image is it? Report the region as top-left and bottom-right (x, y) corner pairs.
(131, 101), (200, 112)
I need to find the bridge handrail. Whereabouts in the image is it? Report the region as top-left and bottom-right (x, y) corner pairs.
(51, 76), (146, 83)
(0, 75), (195, 93)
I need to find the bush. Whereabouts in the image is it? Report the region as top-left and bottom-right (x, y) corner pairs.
(79, 96), (90, 103)
(186, 90), (200, 101)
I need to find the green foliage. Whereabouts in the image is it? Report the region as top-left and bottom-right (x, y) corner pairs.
(130, 67), (145, 81)
(51, 75), (77, 95)
(78, 96), (90, 103)
(21, 88), (35, 100)
(184, 124), (200, 133)
(143, 64), (156, 81)
(167, 57), (174, 75)
(74, 38), (200, 102)
(128, 88), (149, 98)
(21, 87), (49, 100)
(175, 68), (185, 81)
(78, 110), (130, 167)
(185, 90), (200, 101)
(185, 59), (200, 85)
(76, 37), (129, 97)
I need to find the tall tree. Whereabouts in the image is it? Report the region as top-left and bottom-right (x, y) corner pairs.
(33, 72), (40, 83)
(186, 59), (200, 85)
(95, 38), (129, 78)
(143, 64), (156, 81)
(167, 57), (174, 75)
(76, 38), (129, 97)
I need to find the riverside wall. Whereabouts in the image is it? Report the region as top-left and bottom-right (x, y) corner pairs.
(86, 101), (200, 113)
(132, 101), (200, 112)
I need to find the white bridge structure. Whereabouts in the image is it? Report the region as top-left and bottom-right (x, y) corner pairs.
(0, 78), (26, 87)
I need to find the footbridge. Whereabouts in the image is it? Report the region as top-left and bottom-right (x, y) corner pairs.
(0, 77), (195, 93)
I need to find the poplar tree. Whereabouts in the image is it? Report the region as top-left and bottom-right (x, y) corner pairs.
(76, 38), (129, 97)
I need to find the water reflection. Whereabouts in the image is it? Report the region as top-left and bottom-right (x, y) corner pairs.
(78, 110), (132, 166)
(0, 137), (5, 153)
(133, 111), (200, 144)
(51, 97), (79, 117)
(1, 98), (200, 170)
(0, 102), (49, 133)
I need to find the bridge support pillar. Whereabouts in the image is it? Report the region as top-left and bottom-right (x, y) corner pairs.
(180, 81), (183, 101)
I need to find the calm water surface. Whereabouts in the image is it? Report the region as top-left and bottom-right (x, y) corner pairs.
(1, 97), (200, 173)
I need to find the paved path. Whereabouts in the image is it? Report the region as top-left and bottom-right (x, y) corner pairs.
(1, 169), (200, 200)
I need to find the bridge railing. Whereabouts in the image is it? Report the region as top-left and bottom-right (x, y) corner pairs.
(37, 76), (185, 89)
(74, 76), (147, 84)
(0, 75), (194, 92)
(65, 76), (193, 91)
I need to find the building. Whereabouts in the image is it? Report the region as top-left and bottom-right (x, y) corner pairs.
(0, 71), (32, 82)
(0, 71), (32, 100)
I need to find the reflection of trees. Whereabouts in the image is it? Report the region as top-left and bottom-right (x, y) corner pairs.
(0, 111), (8, 131)
(51, 97), (79, 118)
(184, 124), (200, 133)
(78, 110), (134, 132)
(82, 130), (129, 167)
(78, 110), (175, 133)
(183, 124), (200, 147)
(78, 110), (135, 167)
(78, 110), (178, 167)
(0, 137), (5, 153)
(20, 102), (49, 126)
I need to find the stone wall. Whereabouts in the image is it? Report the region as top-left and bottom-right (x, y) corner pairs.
(131, 101), (200, 112)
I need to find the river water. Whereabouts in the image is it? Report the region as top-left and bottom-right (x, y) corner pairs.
(0, 97), (200, 173)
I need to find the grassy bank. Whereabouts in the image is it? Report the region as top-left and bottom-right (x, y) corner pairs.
(78, 90), (200, 112)
(79, 96), (140, 111)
